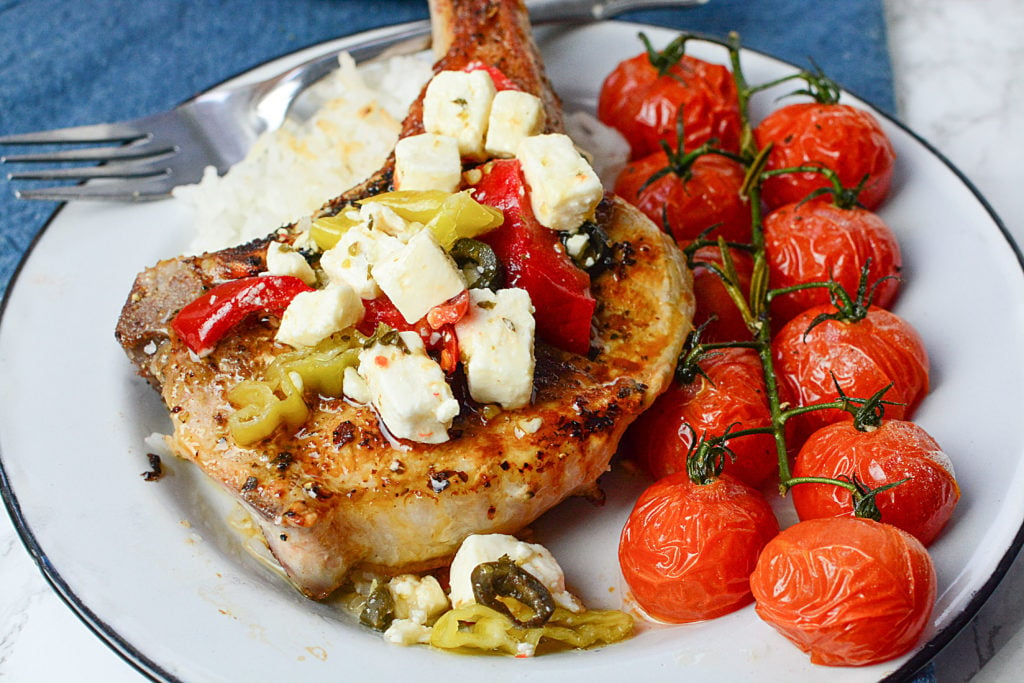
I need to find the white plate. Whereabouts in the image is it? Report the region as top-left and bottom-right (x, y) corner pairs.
(2, 20), (1022, 683)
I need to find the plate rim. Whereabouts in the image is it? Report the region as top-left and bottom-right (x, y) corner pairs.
(1, 19), (1021, 683)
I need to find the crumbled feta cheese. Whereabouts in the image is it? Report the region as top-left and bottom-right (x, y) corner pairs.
(422, 69), (496, 160)
(383, 619), (433, 646)
(448, 533), (583, 613)
(514, 416), (543, 437)
(265, 241), (317, 285)
(564, 232), (590, 259)
(358, 201), (413, 238)
(342, 366), (370, 404)
(373, 229), (467, 324)
(388, 574), (449, 623)
(394, 133), (463, 192)
(485, 90), (546, 158)
(357, 331), (460, 444)
(454, 288), (535, 409)
(275, 283), (364, 348)
(320, 224), (403, 299)
(517, 133), (603, 232)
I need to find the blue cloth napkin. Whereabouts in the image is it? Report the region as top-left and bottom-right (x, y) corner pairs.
(0, 0), (894, 302)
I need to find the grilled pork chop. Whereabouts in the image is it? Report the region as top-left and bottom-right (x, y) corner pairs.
(116, 0), (694, 599)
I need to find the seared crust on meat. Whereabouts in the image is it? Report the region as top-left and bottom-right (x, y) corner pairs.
(115, 0), (694, 599)
(121, 199), (691, 598)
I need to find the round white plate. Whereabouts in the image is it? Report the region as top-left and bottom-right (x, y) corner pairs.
(2, 20), (1021, 683)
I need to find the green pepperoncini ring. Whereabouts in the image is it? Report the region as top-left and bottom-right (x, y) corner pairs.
(471, 555), (556, 629)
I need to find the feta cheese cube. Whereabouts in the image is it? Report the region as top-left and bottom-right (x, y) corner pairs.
(394, 133), (462, 192)
(448, 534), (583, 613)
(319, 224), (403, 299)
(357, 331), (460, 444)
(388, 574), (449, 623)
(342, 366), (370, 404)
(265, 241), (317, 285)
(275, 283), (364, 348)
(485, 90), (546, 158)
(454, 288), (535, 409)
(517, 133), (604, 232)
(422, 69), (496, 160)
(358, 201), (413, 238)
(373, 228), (467, 324)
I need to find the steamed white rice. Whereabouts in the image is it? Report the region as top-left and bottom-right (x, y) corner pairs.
(174, 52), (628, 254)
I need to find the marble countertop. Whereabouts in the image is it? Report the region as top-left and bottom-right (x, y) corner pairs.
(2, 0), (1022, 680)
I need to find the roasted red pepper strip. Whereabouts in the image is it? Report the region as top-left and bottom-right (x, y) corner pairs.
(358, 293), (465, 375)
(427, 290), (470, 330)
(472, 159), (596, 355)
(463, 61), (519, 91)
(171, 275), (313, 356)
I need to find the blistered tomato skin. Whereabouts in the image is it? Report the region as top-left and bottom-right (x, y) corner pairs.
(792, 420), (959, 547)
(754, 102), (896, 210)
(764, 198), (902, 325)
(619, 472), (780, 623)
(614, 152), (751, 245)
(750, 517), (936, 666)
(598, 52), (742, 159)
(690, 246), (755, 344)
(772, 304), (930, 446)
(625, 347), (776, 488)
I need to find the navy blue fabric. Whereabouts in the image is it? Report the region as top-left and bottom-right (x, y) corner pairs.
(0, 0), (894, 300)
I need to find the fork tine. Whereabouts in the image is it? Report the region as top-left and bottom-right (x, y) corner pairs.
(7, 163), (170, 181)
(1, 143), (176, 164)
(14, 179), (174, 202)
(0, 121), (147, 145)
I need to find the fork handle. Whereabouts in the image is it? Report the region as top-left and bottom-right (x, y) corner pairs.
(528, 0), (709, 23)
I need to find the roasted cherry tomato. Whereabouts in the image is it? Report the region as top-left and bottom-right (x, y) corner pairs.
(619, 471), (779, 623)
(764, 197), (902, 325)
(772, 304), (930, 447)
(625, 347), (776, 488)
(171, 275), (313, 356)
(689, 245), (755, 344)
(598, 36), (741, 159)
(755, 102), (895, 210)
(791, 419), (959, 547)
(472, 159), (595, 354)
(614, 150), (751, 245)
(750, 517), (936, 666)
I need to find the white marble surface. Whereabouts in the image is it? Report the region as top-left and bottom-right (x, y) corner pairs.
(1, 1), (1023, 680)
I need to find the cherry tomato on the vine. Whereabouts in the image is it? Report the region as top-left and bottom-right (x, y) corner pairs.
(690, 246), (755, 344)
(755, 102), (895, 210)
(614, 151), (751, 245)
(625, 346), (776, 488)
(764, 197), (902, 325)
(598, 40), (741, 159)
(750, 517), (936, 666)
(619, 471), (779, 623)
(791, 419), (959, 547)
(772, 304), (930, 447)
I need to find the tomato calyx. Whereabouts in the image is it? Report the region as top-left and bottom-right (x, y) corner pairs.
(640, 111), (746, 197)
(785, 64), (842, 106)
(640, 32), (692, 78)
(793, 260), (900, 337)
(787, 472), (909, 522)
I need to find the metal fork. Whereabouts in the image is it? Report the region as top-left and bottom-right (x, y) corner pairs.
(0, 0), (706, 202)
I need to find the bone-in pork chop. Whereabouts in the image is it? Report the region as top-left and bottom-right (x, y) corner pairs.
(115, 0), (694, 599)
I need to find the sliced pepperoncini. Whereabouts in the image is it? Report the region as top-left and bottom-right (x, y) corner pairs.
(310, 210), (360, 250)
(227, 375), (308, 446)
(226, 333), (365, 445)
(360, 189), (503, 249)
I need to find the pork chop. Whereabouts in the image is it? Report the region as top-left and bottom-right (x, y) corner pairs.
(116, 0), (694, 599)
